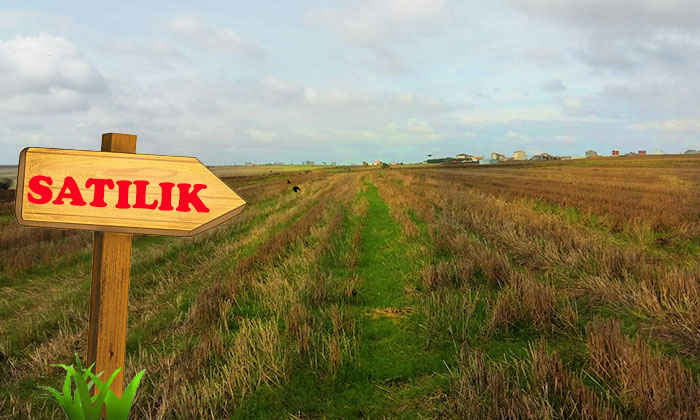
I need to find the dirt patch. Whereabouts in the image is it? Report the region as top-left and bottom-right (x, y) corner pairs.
(370, 307), (412, 319)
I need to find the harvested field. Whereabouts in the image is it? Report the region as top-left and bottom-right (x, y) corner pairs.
(2, 155), (700, 419)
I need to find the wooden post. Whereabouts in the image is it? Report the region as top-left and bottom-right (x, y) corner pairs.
(86, 133), (136, 399)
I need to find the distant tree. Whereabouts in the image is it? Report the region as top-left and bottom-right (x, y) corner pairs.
(0, 178), (11, 190)
(303, 160), (315, 166)
(380, 162), (390, 169)
(362, 161), (369, 166)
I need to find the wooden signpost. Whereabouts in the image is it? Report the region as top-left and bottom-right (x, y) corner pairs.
(14, 133), (246, 402)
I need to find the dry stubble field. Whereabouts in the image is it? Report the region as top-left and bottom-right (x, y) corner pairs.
(2, 156), (700, 419)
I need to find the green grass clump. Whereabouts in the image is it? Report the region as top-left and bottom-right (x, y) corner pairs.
(40, 354), (144, 420)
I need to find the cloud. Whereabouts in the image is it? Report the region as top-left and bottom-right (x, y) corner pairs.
(2, 89), (90, 114)
(629, 119), (700, 132)
(508, 0), (700, 72)
(309, 0), (450, 44)
(106, 39), (183, 59)
(505, 130), (531, 142)
(554, 134), (576, 144)
(561, 96), (583, 114)
(452, 105), (563, 124)
(560, 81), (700, 122)
(542, 79), (566, 92)
(103, 39), (185, 69)
(0, 64), (463, 164)
(0, 10), (38, 28)
(507, 0), (700, 33)
(307, 0), (453, 72)
(166, 14), (263, 56)
(0, 9), (72, 31)
(523, 47), (565, 66)
(388, 0), (447, 20)
(224, 76), (446, 111)
(0, 33), (105, 114)
(246, 128), (281, 143)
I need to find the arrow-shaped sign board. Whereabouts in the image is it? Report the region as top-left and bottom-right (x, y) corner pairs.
(15, 147), (246, 236)
(13, 134), (250, 409)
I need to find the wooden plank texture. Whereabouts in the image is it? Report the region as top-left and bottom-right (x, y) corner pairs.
(15, 145), (246, 236)
(87, 133), (136, 402)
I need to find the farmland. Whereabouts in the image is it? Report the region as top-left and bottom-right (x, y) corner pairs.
(0, 164), (329, 193)
(2, 155), (700, 418)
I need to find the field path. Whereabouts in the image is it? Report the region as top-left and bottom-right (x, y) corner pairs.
(232, 179), (448, 419)
(328, 181), (447, 417)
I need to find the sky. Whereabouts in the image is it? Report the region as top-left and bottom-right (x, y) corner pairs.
(1, 0), (700, 165)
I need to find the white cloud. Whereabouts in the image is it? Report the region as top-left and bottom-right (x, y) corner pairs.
(407, 118), (434, 133)
(166, 14), (263, 56)
(523, 47), (565, 66)
(4, 3), (699, 164)
(505, 130), (531, 142)
(1, 88), (89, 114)
(307, 0), (452, 72)
(0, 33), (105, 114)
(561, 96), (583, 114)
(107, 39), (183, 59)
(309, 0), (450, 45)
(629, 119), (700, 132)
(246, 128), (281, 143)
(542, 79), (566, 92)
(508, 0), (700, 72)
(452, 105), (563, 124)
(507, 0), (700, 33)
(0, 10), (72, 31)
(554, 134), (576, 144)
(388, 0), (446, 20)
(0, 10), (38, 28)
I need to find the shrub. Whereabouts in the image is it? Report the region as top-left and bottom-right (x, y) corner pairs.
(0, 177), (12, 190)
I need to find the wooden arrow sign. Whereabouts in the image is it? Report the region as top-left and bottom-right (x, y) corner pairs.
(15, 147), (246, 236)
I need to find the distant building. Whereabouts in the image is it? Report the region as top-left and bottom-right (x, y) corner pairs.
(585, 150), (598, 158)
(685, 149), (700, 154)
(373, 160), (382, 165)
(490, 152), (509, 162)
(455, 153), (483, 163)
(612, 150), (620, 156)
(638, 150), (647, 155)
(530, 152), (559, 161)
(513, 150), (526, 160)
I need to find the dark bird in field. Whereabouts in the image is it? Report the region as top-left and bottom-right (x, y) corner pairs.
(287, 179), (291, 184)
(293, 186), (301, 193)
